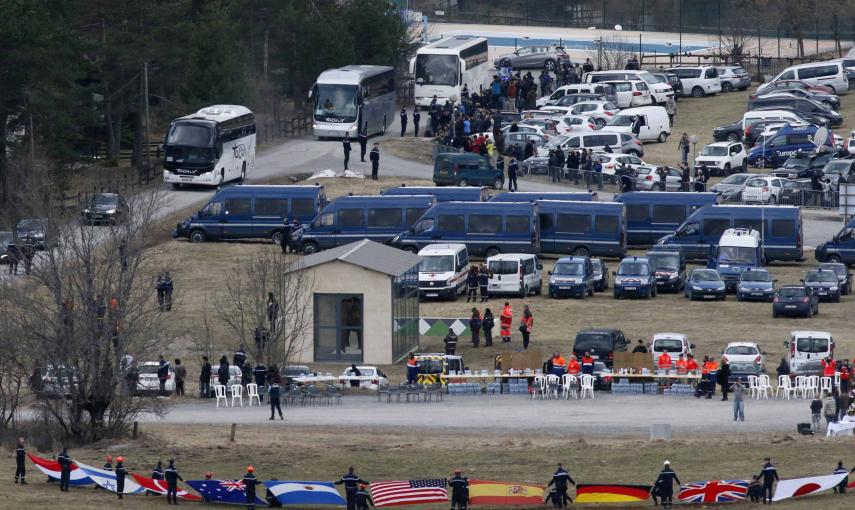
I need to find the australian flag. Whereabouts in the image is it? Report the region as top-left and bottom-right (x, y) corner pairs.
(678, 480), (749, 503)
(186, 479), (267, 506)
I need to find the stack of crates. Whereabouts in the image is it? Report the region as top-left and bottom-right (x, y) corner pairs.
(486, 382), (502, 394)
(447, 383), (481, 395)
(506, 379), (530, 394)
(662, 383), (695, 396)
(611, 379), (644, 394)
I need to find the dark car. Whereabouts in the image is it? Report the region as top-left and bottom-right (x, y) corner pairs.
(772, 151), (835, 179)
(789, 360), (824, 381)
(592, 361), (613, 390)
(752, 88), (840, 110)
(736, 268), (776, 302)
(433, 153), (504, 189)
(756, 79), (836, 95)
(653, 72), (683, 98)
(646, 250), (685, 292)
(773, 285), (819, 318)
(82, 193), (130, 225)
(803, 268), (842, 302)
(15, 218), (55, 250)
(780, 178), (813, 205)
(592, 258), (609, 291)
(817, 262), (852, 295)
(572, 328), (628, 368)
(684, 268), (726, 300)
(279, 365), (315, 388)
(748, 96), (843, 127)
(713, 120), (743, 142)
(728, 361), (764, 385)
(0, 231), (14, 266)
(821, 159), (855, 189)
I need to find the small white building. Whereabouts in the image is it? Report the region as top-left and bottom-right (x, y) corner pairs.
(286, 240), (421, 365)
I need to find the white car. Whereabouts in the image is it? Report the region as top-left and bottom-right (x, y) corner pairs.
(477, 124), (549, 143)
(555, 114), (599, 135)
(741, 175), (786, 204)
(592, 152), (652, 180)
(602, 80), (653, 108)
(650, 333), (694, 367)
(848, 136), (855, 156)
(570, 101), (620, 128)
(487, 253), (543, 297)
(136, 362), (175, 394)
(341, 366), (388, 390)
(722, 341), (765, 366)
(693, 142), (748, 176)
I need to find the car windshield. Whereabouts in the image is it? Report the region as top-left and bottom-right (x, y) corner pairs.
(779, 287), (806, 298)
(725, 345), (759, 356)
(608, 115), (634, 127)
(91, 194), (118, 206)
(618, 262), (648, 276)
(544, 135), (569, 148)
(823, 161), (850, 175)
(654, 339), (683, 352)
(805, 271), (837, 283)
(591, 259), (602, 271)
(554, 262), (584, 275)
(575, 333), (612, 351)
(649, 254), (679, 271)
(420, 255), (454, 273)
(783, 154), (811, 168)
(730, 362), (759, 373)
(489, 260), (519, 275)
(818, 264), (845, 276)
(796, 338), (829, 353)
(719, 246), (757, 264)
(701, 146), (728, 156)
(741, 270), (771, 282)
(17, 219), (45, 230)
(693, 270), (720, 282)
(314, 84), (358, 120)
(721, 174), (751, 185)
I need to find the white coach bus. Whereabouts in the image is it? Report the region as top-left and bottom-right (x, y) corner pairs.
(310, 65), (397, 139)
(162, 105), (256, 188)
(411, 36), (490, 108)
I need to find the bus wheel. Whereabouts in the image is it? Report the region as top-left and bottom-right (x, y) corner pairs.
(485, 247), (501, 258)
(402, 245), (418, 254)
(458, 178), (468, 187)
(172, 183), (181, 189)
(828, 255), (843, 264)
(493, 179), (504, 190)
(239, 163), (246, 183)
(189, 230), (206, 243)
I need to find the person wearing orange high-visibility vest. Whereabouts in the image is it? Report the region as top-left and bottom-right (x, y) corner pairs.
(581, 352), (595, 375)
(657, 352), (672, 371)
(705, 357), (719, 399)
(675, 355), (688, 374)
(551, 353), (567, 377)
(696, 356), (711, 398)
(566, 356), (581, 376)
(821, 357), (836, 378)
(685, 354), (699, 373)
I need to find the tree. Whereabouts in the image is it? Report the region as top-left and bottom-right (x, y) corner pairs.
(586, 35), (634, 71)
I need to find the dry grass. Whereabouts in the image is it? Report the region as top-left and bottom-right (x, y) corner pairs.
(3, 424), (855, 509)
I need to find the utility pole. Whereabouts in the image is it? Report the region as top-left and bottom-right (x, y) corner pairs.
(144, 61), (151, 171)
(29, 112), (35, 167)
(678, 0), (683, 63)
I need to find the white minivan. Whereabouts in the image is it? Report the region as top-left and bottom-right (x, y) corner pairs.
(606, 106), (671, 143)
(741, 110), (809, 133)
(583, 70), (674, 104)
(650, 333), (694, 367)
(602, 80), (652, 108)
(536, 83), (617, 107)
(771, 61), (850, 94)
(486, 254), (543, 297)
(417, 243), (470, 300)
(667, 66), (722, 97)
(785, 331), (835, 370)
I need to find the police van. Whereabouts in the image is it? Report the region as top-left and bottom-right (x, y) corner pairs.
(382, 186), (490, 202)
(417, 244), (471, 300)
(536, 200), (626, 257)
(489, 191), (595, 203)
(708, 228), (764, 292)
(746, 124), (834, 168)
(614, 192), (717, 246)
(815, 215), (855, 264)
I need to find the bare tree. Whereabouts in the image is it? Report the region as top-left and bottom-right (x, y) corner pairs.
(212, 251), (315, 368)
(0, 296), (27, 429)
(586, 35), (634, 71)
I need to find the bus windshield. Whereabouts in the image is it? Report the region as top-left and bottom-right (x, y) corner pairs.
(415, 54), (459, 86)
(167, 122), (215, 146)
(314, 84), (358, 121)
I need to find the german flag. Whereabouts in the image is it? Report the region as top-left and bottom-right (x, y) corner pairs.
(468, 480), (545, 506)
(575, 484), (652, 503)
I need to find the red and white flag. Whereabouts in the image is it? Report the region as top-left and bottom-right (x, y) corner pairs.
(370, 479), (448, 507)
(772, 473), (847, 502)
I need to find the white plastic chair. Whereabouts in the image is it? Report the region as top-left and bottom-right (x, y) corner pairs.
(246, 383), (261, 406)
(757, 374), (773, 399)
(835, 371), (841, 391)
(562, 374), (578, 400)
(229, 384), (244, 407)
(580, 374), (595, 399)
(545, 374), (560, 399)
(214, 384), (228, 408)
(807, 376), (821, 398)
(747, 375), (760, 398)
(794, 376), (808, 398)
(531, 375), (546, 400)
(776, 376), (795, 400)
(820, 377), (833, 397)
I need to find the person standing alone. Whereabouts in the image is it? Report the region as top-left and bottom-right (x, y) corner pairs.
(413, 108), (421, 137)
(369, 143), (380, 180)
(14, 437), (26, 485)
(164, 459), (183, 505)
(399, 108), (407, 137)
(520, 305), (534, 350)
(758, 457), (779, 505)
(358, 124), (368, 162)
(343, 136), (352, 171)
(732, 379), (745, 421)
(500, 302), (513, 343)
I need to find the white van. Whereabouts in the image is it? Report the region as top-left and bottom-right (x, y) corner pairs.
(650, 333), (694, 367)
(536, 131), (644, 157)
(486, 254), (543, 297)
(666, 66), (722, 97)
(583, 70), (674, 104)
(785, 330), (835, 370)
(606, 106), (670, 143)
(536, 83), (617, 107)
(741, 110), (810, 133)
(602, 80), (652, 108)
(771, 61), (849, 94)
(417, 243), (470, 300)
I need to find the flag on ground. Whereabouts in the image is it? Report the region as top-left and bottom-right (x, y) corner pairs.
(131, 473), (203, 501)
(467, 480), (545, 506)
(186, 479), (268, 505)
(574, 484), (651, 503)
(263, 481), (346, 506)
(75, 461), (145, 495)
(678, 480), (749, 503)
(772, 473), (848, 502)
(27, 453), (93, 486)
(370, 479), (448, 507)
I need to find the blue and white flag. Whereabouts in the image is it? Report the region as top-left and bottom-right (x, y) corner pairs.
(186, 479), (268, 506)
(264, 480), (346, 506)
(75, 461), (145, 495)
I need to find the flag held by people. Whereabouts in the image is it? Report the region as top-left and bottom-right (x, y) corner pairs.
(131, 473), (203, 501)
(27, 453), (94, 486)
(370, 479), (448, 507)
(574, 484), (651, 503)
(186, 479), (267, 505)
(467, 480), (545, 506)
(75, 461), (146, 495)
(772, 473), (848, 502)
(264, 480), (346, 506)
(678, 480), (749, 503)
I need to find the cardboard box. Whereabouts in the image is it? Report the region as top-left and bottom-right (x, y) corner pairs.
(613, 352), (655, 373)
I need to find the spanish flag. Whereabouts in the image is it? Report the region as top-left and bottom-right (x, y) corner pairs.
(468, 479), (545, 506)
(575, 484), (652, 503)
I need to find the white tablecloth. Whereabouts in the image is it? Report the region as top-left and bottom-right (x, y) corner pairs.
(826, 421), (855, 437)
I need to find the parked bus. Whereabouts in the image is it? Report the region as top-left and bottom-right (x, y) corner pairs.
(162, 105), (256, 188)
(536, 200), (626, 258)
(614, 192), (718, 246)
(411, 36), (490, 108)
(310, 65), (396, 139)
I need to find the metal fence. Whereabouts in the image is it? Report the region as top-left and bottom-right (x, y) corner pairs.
(256, 115), (312, 145)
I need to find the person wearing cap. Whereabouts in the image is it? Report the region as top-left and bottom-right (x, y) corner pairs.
(566, 356), (581, 376)
(448, 469), (469, 510)
(757, 457), (779, 504)
(547, 463), (576, 505)
(15, 436), (26, 485)
(335, 467), (369, 510)
(103, 455), (114, 472)
(581, 352), (595, 376)
(355, 482), (373, 510)
(164, 458), (184, 505)
(115, 457), (128, 499)
(653, 461), (680, 509)
(57, 447), (72, 492)
(243, 466), (261, 510)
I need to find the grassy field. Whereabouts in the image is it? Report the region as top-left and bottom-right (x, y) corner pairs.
(4, 424), (855, 510)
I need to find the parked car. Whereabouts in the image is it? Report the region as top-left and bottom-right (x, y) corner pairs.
(601, 80), (653, 108)
(755, 79), (836, 96)
(652, 72), (683, 98)
(487, 253), (543, 297)
(773, 285), (819, 318)
(591, 361), (614, 390)
(553, 114), (598, 135)
(736, 268), (776, 302)
(817, 262), (852, 295)
(547, 256), (595, 298)
(741, 175), (785, 204)
(544, 93), (609, 112)
(754, 87), (840, 109)
(712, 173), (753, 202)
(634, 166), (683, 191)
(494, 45), (570, 71)
(722, 341), (765, 365)
(35, 365), (80, 399)
(803, 268), (842, 302)
(684, 269), (726, 300)
(820, 158), (855, 188)
(134, 361), (175, 395)
(593, 153), (653, 182)
(772, 151), (835, 179)
(613, 256), (657, 299)
(433, 153), (504, 189)
(591, 258), (609, 291)
(716, 65), (752, 92)
(728, 362), (764, 384)
(667, 65), (722, 97)
(209, 365), (243, 392)
(82, 192), (130, 225)
(570, 101), (620, 128)
(693, 142), (748, 176)
(650, 332), (694, 365)
(713, 120), (744, 142)
(0, 231), (14, 266)
(571, 328), (629, 367)
(748, 96), (843, 128)
(341, 365), (387, 390)
(15, 218), (55, 250)
(646, 250), (685, 292)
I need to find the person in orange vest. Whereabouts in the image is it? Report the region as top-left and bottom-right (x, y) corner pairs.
(405, 353), (420, 385)
(657, 352), (672, 371)
(685, 354), (699, 373)
(705, 357), (719, 399)
(566, 356), (581, 376)
(581, 352), (595, 375)
(551, 353), (566, 377)
(696, 356), (711, 398)
(821, 357), (836, 378)
(675, 355), (688, 374)
(499, 302), (513, 343)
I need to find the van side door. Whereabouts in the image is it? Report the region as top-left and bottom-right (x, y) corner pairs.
(221, 196), (254, 239)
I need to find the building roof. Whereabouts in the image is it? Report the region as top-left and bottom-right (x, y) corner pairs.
(287, 239), (422, 277)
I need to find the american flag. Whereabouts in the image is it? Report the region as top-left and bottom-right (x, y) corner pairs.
(678, 480), (749, 503)
(370, 479), (448, 507)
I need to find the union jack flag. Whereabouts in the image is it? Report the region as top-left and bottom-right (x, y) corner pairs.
(219, 479), (246, 492)
(678, 480), (749, 503)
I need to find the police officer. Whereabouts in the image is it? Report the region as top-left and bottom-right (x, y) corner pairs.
(165, 459), (184, 505)
(253, 362), (267, 403)
(233, 347), (247, 369)
(507, 156), (518, 192)
(399, 108), (408, 137)
(355, 482), (373, 510)
(466, 266), (479, 302)
(103, 455), (114, 471)
(369, 143), (380, 180)
(413, 109), (421, 137)
(758, 457), (779, 504)
(478, 265), (490, 302)
(115, 456), (128, 499)
(335, 467), (368, 510)
(358, 124), (369, 162)
(268, 370), (284, 420)
(243, 466), (261, 510)
(164, 272), (174, 311)
(343, 136), (352, 171)
(449, 469), (469, 510)
(653, 460), (681, 509)
(547, 463), (576, 504)
(57, 447), (72, 492)
(14, 436), (26, 485)
(152, 460), (165, 481)
(833, 461), (848, 494)
(280, 220), (294, 253)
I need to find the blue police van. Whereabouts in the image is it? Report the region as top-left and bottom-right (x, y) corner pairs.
(489, 191), (596, 203)
(390, 202), (540, 257)
(656, 204), (803, 262)
(295, 195), (436, 254)
(174, 185), (327, 244)
(381, 186), (490, 202)
(746, 124), (835, 168)
(614, 192), (718, 246)
(815, 216), (855, 264)
(536, 200), (626, 257)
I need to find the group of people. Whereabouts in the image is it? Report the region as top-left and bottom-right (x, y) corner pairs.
(4, 238), (36, 275)
(341, 132), (382, 179)
(198, 348), (286, 420)
(154, 272), (174, 312)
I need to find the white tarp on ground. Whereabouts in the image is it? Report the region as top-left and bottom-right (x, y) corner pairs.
(307, 169), (365, 180)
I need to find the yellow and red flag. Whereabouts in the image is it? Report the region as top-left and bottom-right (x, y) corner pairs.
(575, 484), (652, 503)
(468, 479), (545, 506)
